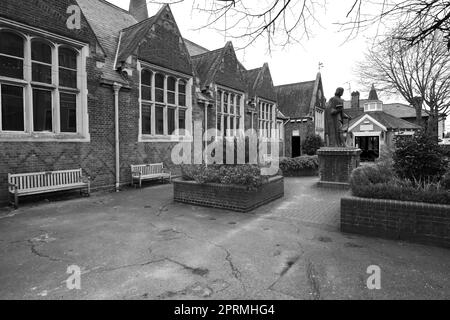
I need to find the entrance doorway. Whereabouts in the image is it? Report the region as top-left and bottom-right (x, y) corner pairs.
(355, 136), (380, 161)
(292, 136), (301, 158)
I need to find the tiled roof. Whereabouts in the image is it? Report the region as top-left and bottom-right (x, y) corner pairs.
(191, 48), (224, 87)
(382, 103), (430, 119)
(116, 16), (157, 65)
(77, 0), (137, 83)
(184, 39), (209, 56)
(244, 63), (277, 102)
(191, 42), (247, 91)
(244, 67), (261, 96)
(344, 108), (364, 120)
(275, 81), (316, 118)
(348, 111), (422, 131)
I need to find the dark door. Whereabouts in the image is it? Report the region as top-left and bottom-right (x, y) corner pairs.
(355, 136), (380, 161)
(292, 136), (301, 158)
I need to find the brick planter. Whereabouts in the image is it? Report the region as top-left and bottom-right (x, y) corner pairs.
(173, 176), (284, 212)
(341, 197), (450, 248)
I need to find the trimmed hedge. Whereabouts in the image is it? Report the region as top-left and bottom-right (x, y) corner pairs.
(350, 162), (450, 205)
(181, 164), (267, 190)
(279, 156), (319, 177)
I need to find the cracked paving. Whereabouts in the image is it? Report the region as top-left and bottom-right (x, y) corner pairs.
(1, 177), (450, 300)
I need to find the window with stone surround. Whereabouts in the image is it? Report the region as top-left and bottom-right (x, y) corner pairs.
(140, 66), (190, 138)
(0, 28), (89, 141)
(216, 87), (243, 137)
(259, 101), (275, 138)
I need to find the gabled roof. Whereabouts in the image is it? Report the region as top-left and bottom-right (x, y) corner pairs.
(275, 80), (316, 118)
(77, 0), (137, 83)
(347, 111), (422, 131)
(116, 15), (157, 66)
(243, 63), (277, 102)
(191, 47), (224, 87)
(191, 42), (246, 91)
(244, 67), (261, 95)
(184, 39), (209, 56)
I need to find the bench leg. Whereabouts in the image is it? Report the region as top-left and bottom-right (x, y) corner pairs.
(139, 178), (142, 189)
(14, 190), (18, 209)
(87, 181), (91, 197)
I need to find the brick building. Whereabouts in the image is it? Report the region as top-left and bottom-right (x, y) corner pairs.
(344, 85), (447, 140)
(1, 0), (302, 203)
(275, 73), (325, 158)
(343, 86), (421, 161)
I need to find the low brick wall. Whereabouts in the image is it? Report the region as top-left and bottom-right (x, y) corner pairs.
(341, 197), (450, 248)
(282, 169), (318, 177)
(173, 176), (284, 212)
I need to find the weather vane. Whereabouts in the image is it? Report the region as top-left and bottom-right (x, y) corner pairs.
(318, 62), (324, 72)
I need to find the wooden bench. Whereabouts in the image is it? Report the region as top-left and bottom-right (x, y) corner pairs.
(8, 169), (90, 208)
(131, 163), (171, 188)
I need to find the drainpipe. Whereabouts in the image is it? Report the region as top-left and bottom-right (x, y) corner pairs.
(204, 102), (208, 166)
(113, 82), (122, 192)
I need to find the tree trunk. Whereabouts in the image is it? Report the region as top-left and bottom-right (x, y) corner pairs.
(412, 96), (423, 127)
(426, 109), (439, 142)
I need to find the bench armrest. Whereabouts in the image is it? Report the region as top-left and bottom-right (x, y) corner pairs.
(81, 175), (91, 183)
(162, 168), (171, 174)
(131, 170), (142, 177)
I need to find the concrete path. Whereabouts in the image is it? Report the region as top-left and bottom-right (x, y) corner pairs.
(0, 177), (449, 300)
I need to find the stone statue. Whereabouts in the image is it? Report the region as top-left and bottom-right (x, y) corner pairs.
(325, 87), (349, 147)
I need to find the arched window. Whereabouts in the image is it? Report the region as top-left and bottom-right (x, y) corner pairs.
(178, 80), (186, 107)
(0, 31), (24, 79)
(31, 40), (52, 84)
(155, 73), (164, 103)
(59, 47), (77, 88)
(141, 69), (152, 101)
(167, 76), (176, 105)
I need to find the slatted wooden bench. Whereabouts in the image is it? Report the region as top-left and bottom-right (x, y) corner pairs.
(131, 163), (171, 188)
(8, 169), (90, 208)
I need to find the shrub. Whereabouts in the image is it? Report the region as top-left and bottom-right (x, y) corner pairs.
(393, 130), (448, 182)
(350, 162), (450, 205)
(442, 171), (450, 190)
(181, 164), (266, 190)
(279, 155), (319, 177)
(302, 135), (324, 155)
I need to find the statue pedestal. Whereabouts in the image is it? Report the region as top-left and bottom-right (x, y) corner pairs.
(317, 147), (362, 188)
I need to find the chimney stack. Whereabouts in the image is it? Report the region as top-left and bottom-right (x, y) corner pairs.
(351, 91), (360, 109)
(129, 0), (149, 22)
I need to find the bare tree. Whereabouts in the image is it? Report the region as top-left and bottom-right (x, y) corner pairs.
(188, 0), (326, 50)
(343, 0), (450, 49)
(174, 0), (450, 50)
(357, 30), (450, 138)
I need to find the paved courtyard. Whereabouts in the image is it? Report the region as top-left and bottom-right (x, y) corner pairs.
(0, 177), (449, 300)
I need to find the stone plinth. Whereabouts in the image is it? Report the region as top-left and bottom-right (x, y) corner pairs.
(317, 147), (361, 188)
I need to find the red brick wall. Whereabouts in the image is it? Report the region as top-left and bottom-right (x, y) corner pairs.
(341, 197), (450, 248)
(283, 121), (314, 157)
(174, 176), (284, 212)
